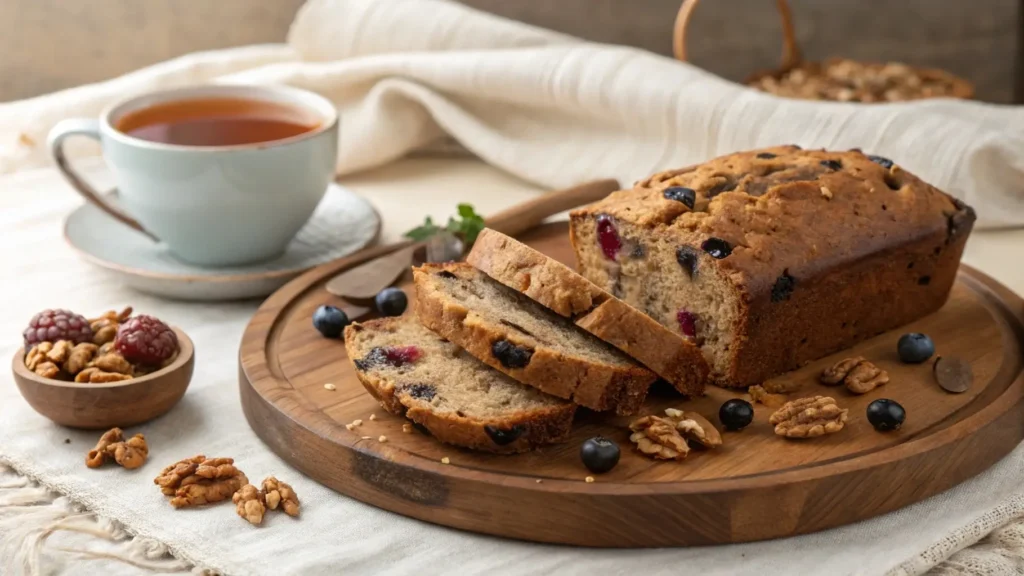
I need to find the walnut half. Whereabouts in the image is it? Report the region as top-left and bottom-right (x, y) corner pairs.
(820, 357), (889, 394)
(629, 408), (722, 460)
(769, 396), (848, 438)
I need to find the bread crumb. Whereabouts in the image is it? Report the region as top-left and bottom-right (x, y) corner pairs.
(63, 438), (71, 444)
(352, 419), (362, 427)
(820, 186), (833, 200)
(585, 476), (595, 483)
(361, 436), (371, 440)
(535, 479), (543, 484)
(369, 414), (377, 421)
(402, 423), (412, 434)
(323, 383), (336, 391)
(441, 457), (450, 465)
(378, 435), (387, 443)
(345, 424), (355, 431)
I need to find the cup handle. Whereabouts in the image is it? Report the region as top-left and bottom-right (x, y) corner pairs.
(47, 119), (158, 241)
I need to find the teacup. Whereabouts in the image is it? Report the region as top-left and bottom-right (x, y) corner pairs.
(48, 84), (339, 267)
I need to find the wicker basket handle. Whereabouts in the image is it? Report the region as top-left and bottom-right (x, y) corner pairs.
(673, 0), (802, 72)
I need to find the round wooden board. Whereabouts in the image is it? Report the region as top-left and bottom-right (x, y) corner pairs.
(239, 222), (1024, 547)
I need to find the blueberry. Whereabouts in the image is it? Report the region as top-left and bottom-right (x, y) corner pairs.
(897, 333), (935, 364)
(771, 271), (796, 302)
(719, 399), (754, 431)
(403, 383), (436, 401)
(312, 305), (350, 338)
(756, 152), (777, 159)
(701, 237), (732, 259)
(580, 436), (620, 473)
(375, 287), (408, 317)
(492, 339), (533, 368)
(868, 155), (894, 169)
(820, 159), (843, 171)
(662, 186), (696, 209)
(867, 399), (905, 431)
(484, 424), (525, 446)
(676, 246), (699, 279)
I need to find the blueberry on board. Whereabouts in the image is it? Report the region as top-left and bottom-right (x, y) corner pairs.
(375, 287), (408, 317)
(663, 186), (696, 209)
(312, 305), (350, 338)
(580, 436), (620, 473)
(897, 333), (935, 364)
(867, 399), (906, 431)
(719, 399), (754, 431)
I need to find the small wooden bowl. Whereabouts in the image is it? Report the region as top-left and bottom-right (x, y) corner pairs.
(12, 328), (194, 429)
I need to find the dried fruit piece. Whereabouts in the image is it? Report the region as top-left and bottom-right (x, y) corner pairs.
(676, 310), (697, 340)
(662, 186), (696, 208)
(934, 356), (972, 394)
(233, 484), (267, 526)
(115, 315), (178, 365)
(771, 271), (796, 302)
(748, 385), (787, 408)
(675, 246), (699, 279)
(262, 476), (300, 517)
(23, 309), (94, 347)
(820, 357), (889, 394)
(769, 396), (848, 438)
(701, 237), (732, 259)
(595, 214), (622, 261)
(491, 340), (533, 369)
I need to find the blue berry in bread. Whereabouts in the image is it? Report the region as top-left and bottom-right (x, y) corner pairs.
(404, 383), (436, 401)
(868, 155), (894, 169)
(375, 287), (408, 317)
(484, 424), (525, 446)
(354, 345), (422, 370)
(312, 305), (349, 338)
(719, 399), (754, 430)
(820, 159), (843, 170)
(898, 333), (934, 364)
(701, 238), (732, 259)
(771, 272), (796, 302)
(676, 246), (699, 279)
(756, 152), (777, 159)
(580, 436), (620, 473)
(491, 339), (533, 369)
(867, 399), (905, 431)
(663, 186), (696, 209)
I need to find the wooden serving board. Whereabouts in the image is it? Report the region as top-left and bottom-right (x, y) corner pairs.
(239, 222), (1024, 547)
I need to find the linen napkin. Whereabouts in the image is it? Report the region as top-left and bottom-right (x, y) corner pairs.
(0, 0), (1022, 228)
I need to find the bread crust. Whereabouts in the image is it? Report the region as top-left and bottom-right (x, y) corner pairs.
(413, 263), (656, 415)
(570, 146), (976, 387)
(468, 228), (708, 396)
(344, 318), (575, 454)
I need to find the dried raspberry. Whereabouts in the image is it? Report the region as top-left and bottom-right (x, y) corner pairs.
(114, 315), (178, 365)
(23, 309), (93, 347)
(677, 310), (698, 340)
(595, 214), (621, 261)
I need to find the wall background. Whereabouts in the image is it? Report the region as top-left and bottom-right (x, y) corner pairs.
(1, 0), (1020, 103)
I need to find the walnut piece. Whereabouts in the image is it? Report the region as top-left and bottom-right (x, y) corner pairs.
(262, 476), (300, 517)
(769, 396), (848, 438)
(90, 352), (133, 375)
(155, 455), (248, 508)
(762, 380), (802, 394)
(86, 428), (148, 469)
(629, 408), (722, 460)
(820, 357), (889, 394)
(749, 385), (787, 408)
(46, 340), (73, 363)
(25, 341), (67, 379)
(64, 342), (98, 374)
(74, 367), (132, 383)
(233, 484), (267, 526)
(89, 307), (133, 345)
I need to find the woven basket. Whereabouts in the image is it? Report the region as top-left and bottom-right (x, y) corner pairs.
(672, 0), (974, 102)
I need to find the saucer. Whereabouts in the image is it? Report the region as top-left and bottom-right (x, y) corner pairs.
(64, 183), (380, 301)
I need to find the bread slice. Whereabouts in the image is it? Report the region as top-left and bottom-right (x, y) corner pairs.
(467, 228), (708, 397)
(413, 262), (656, 415)
(344, 315), (575, 453)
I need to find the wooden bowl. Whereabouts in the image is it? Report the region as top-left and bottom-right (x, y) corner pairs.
(12, 328), (194, 429)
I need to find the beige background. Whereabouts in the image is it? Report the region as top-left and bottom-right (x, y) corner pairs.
(1, 0), (1020, 103)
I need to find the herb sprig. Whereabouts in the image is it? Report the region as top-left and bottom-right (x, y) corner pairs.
(404, 203), (485, 246)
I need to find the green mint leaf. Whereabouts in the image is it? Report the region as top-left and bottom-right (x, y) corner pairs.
(403, 216), (440, 241)
(456, 203), (478, 219)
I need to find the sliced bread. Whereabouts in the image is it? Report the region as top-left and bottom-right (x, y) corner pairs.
(413, 262), (656, 415)
(467, 228), (708, 396)
(344, 315), (575, 453)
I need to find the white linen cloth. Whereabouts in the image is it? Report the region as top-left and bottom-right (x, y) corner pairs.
(2, 0), (1024, 574)
(0, 0), (1022, 228)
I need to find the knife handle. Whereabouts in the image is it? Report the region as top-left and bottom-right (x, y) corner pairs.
(484, 179), (620, 237)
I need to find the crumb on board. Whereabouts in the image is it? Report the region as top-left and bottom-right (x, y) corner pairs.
(402, 423), (412, 434)
(585, 476), (595, 483)
(323, 383), (336, 391)
(378, 435), (387, 443)
(369, 414), (377, 421)
(441, 457), (450, 465)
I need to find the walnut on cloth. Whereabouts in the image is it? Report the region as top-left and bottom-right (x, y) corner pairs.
(769, 396), (848, 438)
(154, 455), (248, 509)
(262, 476), (300, 517)
(820, 357), (889, 395)
(629, 408), (722, 461)
(86, 427), (149, 469)
(233, 484), (267, 526)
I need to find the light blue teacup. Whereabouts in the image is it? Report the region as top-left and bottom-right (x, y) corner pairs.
(48, 84), (339, 267)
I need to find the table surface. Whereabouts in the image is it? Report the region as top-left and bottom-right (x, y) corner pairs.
(3, 154), (1023, 575)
